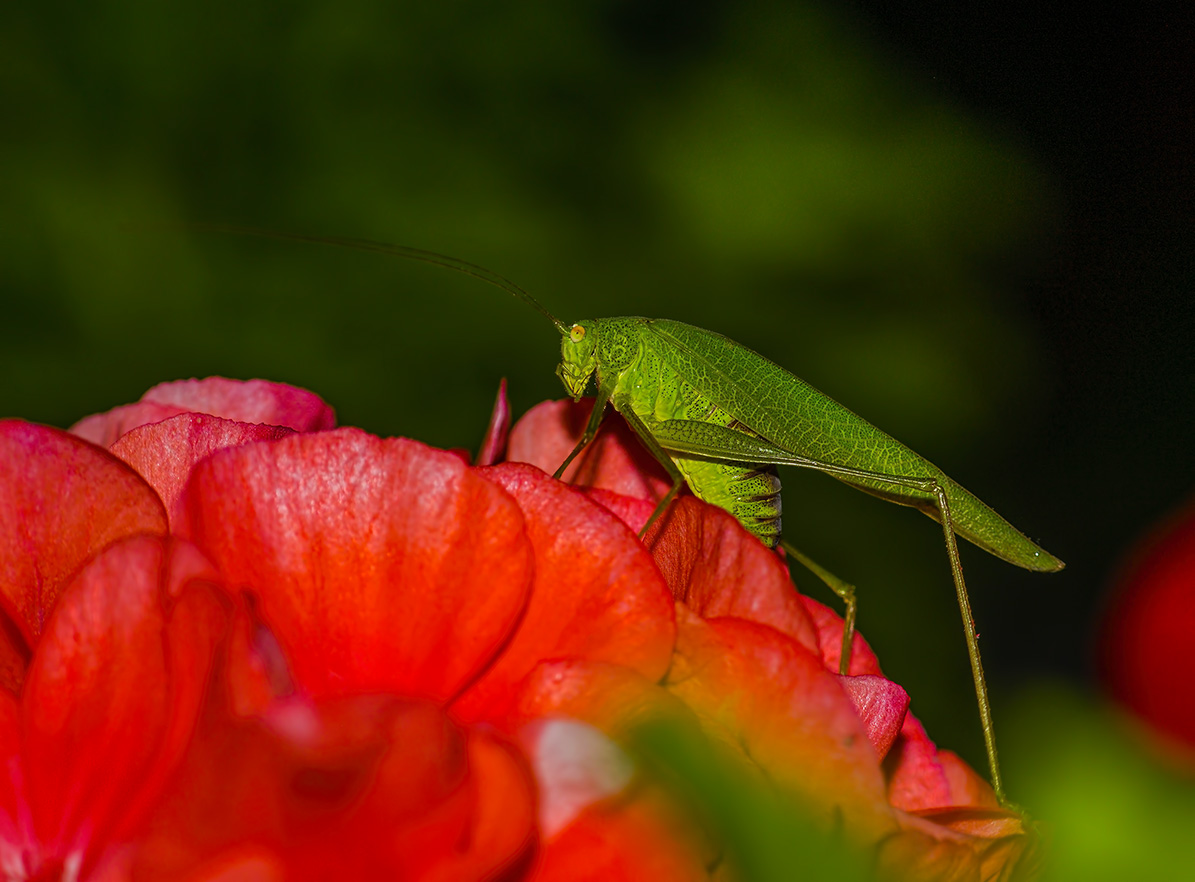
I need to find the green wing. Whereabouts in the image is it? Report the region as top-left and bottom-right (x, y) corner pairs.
(645, 319), (1062, 572)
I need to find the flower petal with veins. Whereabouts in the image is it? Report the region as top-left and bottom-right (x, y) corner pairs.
(177, 429), (534, 704)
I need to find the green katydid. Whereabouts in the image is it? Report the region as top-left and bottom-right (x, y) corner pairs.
(200, 226), (1063, 806)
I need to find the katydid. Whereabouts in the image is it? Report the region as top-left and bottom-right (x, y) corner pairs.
(201, 226), (1064, 806)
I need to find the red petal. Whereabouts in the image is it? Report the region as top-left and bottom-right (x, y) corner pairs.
(0, 689), (26, 852)
(884, 714), (953, 812)
(453, 464), (674, 722)
(134, 696), (536, 882)
(427, 730), (538, 882)
(1099, 497), (1195, 750)
(522, 718), (633, 837)
(177, 429), (534, 703)
(531, 786), (710, 882)
(935, 750), (1000, 810)
(71, 401), (192, 448)
(514, 660), (694, 736)
(581, 488), (657, 536)
(667, 608), (893, 839)
(508, 400), (672, 502)
(0, 618), (26, 696)
(21, 536), (227, 866)
(836, 675), (909, 761)
(0, 421), (168, 645)
(111, 413), (293, 527)
(518, 712), (711, 882)
(72, 378), (335, 447)
(799, 595), (884, 676)
(475, 379), (511, 466)
(647, 497), (820, 655)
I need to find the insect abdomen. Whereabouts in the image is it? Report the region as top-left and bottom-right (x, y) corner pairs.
(678, 457), (783, 547)
(615, 328), (783, 546)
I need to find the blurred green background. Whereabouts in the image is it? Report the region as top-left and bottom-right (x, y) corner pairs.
(2, 1), (1192, 874)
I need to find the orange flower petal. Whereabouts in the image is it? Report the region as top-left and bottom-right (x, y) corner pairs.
(667, 607), (894, 840)
(884, 805), (1036, 882)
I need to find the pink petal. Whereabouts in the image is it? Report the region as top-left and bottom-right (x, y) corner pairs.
(836, 675), (909, 761)
(884, 714), (953, 812)
(581, 488), (658, 536)
(475, 379), (511, 466)
(522, 718), (633, 837)
(508, 400), (672, 503)
(72, 378), (335, 447)
(935, 750), (1001, 810)
(111, 413), (293, 527)
(71, 401), (192, 448)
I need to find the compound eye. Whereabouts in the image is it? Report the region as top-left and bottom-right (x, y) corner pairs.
(569, 324), (586, 343)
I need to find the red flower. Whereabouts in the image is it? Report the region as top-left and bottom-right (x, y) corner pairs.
(1099, 496), (1195, 757)
(2, 381), (1041, 881)
(154, 424), (682, 877)
(512, 398), (1040, 881)
(0, 421), (226, 879)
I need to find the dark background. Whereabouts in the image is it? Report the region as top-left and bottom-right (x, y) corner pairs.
(2, 0), (1191, 784)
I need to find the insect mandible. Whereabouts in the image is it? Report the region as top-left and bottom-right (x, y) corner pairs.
(202, 226), (1065, 807)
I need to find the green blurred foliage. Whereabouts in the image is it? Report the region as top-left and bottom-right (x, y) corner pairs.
(634, 689), (1195, 880)
(632, 719), (874, 881)
(1007, 687), (1195, 881)
(2, 0), (1064, 775)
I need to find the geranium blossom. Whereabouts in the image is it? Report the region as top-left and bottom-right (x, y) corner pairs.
(1, 379), (1038, 881)
(0, 422), (224, 880)
(513, 398), (1040, 881)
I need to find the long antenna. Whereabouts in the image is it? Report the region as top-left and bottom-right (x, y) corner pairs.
(189, 223), (570, 336)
